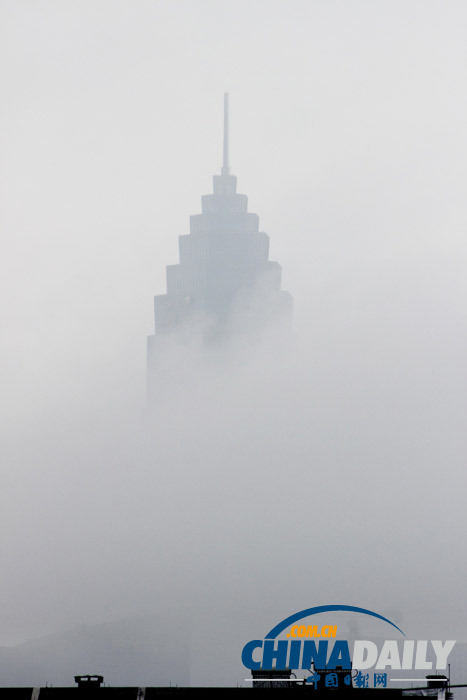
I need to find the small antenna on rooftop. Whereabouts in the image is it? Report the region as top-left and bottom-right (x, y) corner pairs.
(221, 92), (230, 175)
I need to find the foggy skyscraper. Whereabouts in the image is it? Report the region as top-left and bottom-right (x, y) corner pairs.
(147, 94), (293, 402)
(2, 2), (467, 692)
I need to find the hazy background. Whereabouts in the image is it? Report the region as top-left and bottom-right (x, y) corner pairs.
(1, 0), (466, 687)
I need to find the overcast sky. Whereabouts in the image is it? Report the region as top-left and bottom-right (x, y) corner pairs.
(1, 0), (466, 685)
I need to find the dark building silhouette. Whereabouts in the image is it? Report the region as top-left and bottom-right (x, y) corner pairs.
(147, 94), (293, 403)
(0, 677), (458, 699)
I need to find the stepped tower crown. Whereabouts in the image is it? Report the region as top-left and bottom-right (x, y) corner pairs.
(147, 96), (293, 402)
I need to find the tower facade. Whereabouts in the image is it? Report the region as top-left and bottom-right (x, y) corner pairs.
(147, 95), (293, 402)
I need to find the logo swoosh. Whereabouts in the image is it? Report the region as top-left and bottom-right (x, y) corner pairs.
(265, 605), (405, 639)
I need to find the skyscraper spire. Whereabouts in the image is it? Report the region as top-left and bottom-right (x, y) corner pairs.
(221, 92), (230, 176)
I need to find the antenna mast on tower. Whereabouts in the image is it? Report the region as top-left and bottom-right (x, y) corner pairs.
(221, 92), (230, 176)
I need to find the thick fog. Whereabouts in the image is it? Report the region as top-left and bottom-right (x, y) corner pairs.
(1, 0), (467, 688)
